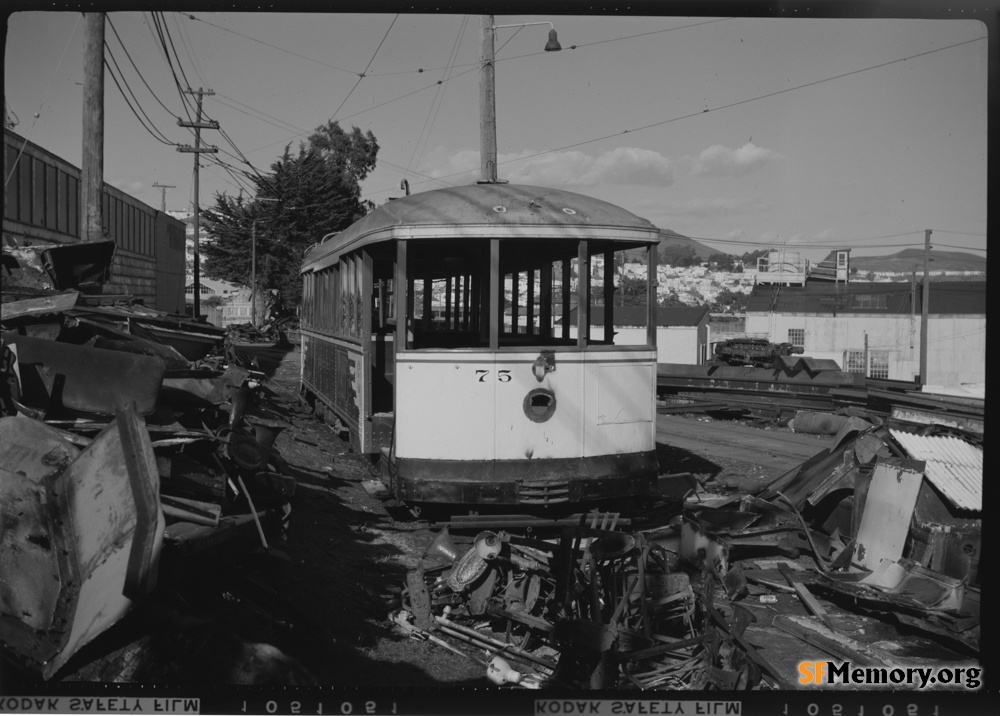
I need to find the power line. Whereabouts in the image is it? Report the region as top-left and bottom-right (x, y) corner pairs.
(184, 13), (357, 77)
(366, 16), (734, 77)
(405, 15), (468, 181)
(405, 34), (987, 189)
(691, 237), (928, 251)
(103, 48), (177, 146)
(4, 14), (81, 187)
(171, 12), (211, 87)
(151, 12), (196, 120)
(688, 231), (926, 248)
(106, 15), (180, 120)
(249, 70), (475, 155)
(158, 14), (195, 94)
(931, 229), (987, 237)
(330, 14), (400, 121)
(933, 243), (987, 252)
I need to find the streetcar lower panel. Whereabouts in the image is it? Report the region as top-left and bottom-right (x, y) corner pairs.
(393, 451), (658, 505)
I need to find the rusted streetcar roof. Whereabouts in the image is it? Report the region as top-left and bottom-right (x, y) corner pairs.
(302, 184), (658, 272)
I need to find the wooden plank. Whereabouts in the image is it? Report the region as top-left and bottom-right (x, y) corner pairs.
(773, 615), (887, 667)
(778, 563), (833, 626)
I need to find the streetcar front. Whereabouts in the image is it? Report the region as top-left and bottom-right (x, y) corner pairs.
(300, 184), (661, 507)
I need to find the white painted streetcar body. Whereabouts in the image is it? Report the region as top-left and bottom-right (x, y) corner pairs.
(300, 183), (660, 506)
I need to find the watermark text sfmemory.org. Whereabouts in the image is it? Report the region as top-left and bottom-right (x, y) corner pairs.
(799, 662), (981, 690)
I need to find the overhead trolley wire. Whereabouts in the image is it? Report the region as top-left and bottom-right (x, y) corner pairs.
(366, 16), (735, 77)
(171, 11), (211, 87)
(405, 15), (469, 180)
(4, 14), (81, 187)
(399, 34), (987, 190)
(184, 13), (357, 77)
(330, 14), (400, 121)
(931, 229), (987, 238)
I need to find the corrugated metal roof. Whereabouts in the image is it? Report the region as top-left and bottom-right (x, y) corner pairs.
(889, 429), (982, 511)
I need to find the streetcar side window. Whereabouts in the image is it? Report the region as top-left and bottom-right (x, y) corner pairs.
(406, 239), (489, 349)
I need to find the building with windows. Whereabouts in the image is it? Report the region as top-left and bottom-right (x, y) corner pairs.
(744, 280), (985, 387)
(3, 128), (186, 312)
(568, 305), (711, 365)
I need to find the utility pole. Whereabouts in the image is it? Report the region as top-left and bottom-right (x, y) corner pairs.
(81, 13), (105, 241)
(479, 16), (497, 183)
(919, 229), (932, 387)
(479, 16), (560, 184)
(251, 220), (257, 328)
(177, 88), (219, 319)
(152, 182), (175, 213)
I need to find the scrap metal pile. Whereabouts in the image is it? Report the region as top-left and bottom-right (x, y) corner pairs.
(1, 240), (296, 679)
(392, 422), (981, 691)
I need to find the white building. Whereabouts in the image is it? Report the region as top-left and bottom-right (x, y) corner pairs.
(744, 280), (985, 387)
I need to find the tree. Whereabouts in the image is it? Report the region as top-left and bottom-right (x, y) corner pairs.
(616, 275), (649, 306)
(202, 121), (379, 313)
(740, 248), (769, 269)
(661, 245), (701, 267)
(708, 252), (737, 271)
(710, 287), (750, 313)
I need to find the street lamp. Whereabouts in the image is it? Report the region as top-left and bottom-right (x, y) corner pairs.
(480, 17), (561, 184)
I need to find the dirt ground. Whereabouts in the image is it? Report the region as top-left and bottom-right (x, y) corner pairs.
(5, 343), (964, 692)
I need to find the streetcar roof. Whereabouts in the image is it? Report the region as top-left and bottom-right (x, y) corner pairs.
(301, 183), (659, 273)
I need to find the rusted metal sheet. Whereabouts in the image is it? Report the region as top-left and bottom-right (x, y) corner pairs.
(0, 407), (164, 679)
(0, 291), (80, 324)
(5, 333), (165, 416)
(890, 429), (982, 511)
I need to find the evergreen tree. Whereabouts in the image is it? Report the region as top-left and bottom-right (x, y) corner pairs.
(202, 121), (378, 313)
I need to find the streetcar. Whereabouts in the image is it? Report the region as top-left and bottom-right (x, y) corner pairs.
(299, 183), (660, 506)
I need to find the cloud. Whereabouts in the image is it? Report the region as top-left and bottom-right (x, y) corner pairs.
(424, 147), (673, 187)
(688, 142), (782, 178)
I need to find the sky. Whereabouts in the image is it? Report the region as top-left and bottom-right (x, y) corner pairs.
(3, 6), (991, 262)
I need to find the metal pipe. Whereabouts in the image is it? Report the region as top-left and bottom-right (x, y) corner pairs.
(436, 612), (556, 670)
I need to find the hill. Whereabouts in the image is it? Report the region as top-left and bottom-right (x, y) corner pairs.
(656, 229), (722, 261)
(624, 229), (723, 262)
(850, 249), (986, 274)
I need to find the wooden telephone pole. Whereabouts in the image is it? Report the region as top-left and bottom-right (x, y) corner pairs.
(81, 13), (105, 241)
(177, 88), (219, 319)
(151, 182), (175, 213)
(919, 229), (932, 387)
(479, 15), (497, 183)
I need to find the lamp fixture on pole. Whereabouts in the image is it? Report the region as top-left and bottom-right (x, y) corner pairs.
(480, 17), (561, 184)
